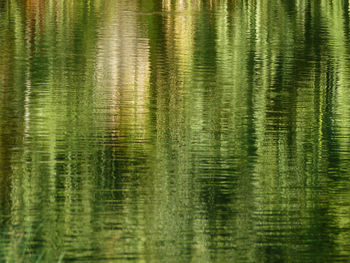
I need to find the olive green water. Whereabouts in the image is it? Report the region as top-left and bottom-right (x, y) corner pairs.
(1, 0), (350, 262)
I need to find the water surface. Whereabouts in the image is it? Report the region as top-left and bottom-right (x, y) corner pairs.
(1, 0), (350, 262)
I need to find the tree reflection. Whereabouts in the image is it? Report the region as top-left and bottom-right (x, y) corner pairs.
(1, 0), (350, 262)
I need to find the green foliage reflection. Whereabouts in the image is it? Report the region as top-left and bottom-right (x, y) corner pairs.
(1, 0), (350, 262)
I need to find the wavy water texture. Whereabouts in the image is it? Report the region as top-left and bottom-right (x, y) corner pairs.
(1, 0), (350, 262)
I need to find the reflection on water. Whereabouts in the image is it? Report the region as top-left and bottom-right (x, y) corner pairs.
(1, 0), (350, 262)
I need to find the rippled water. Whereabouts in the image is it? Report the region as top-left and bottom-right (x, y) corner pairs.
(1, 0), (350, 262)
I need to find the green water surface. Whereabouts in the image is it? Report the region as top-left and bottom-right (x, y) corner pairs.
(1, 0), (350, 262)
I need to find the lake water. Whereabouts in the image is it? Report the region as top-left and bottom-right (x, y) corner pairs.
(1, 0), (350, 262)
